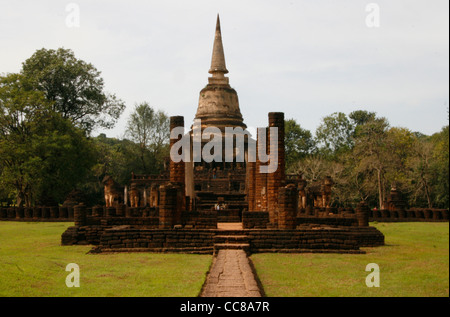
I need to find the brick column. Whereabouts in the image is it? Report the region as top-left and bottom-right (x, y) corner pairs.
(246, 161), (256, 211)
(67, 206), (74, 219)
(116, 204), (125, 217)
(356, 201), (370, 227)
(267, 112), (285, 226)
(50, 206), (59, 218)
(74, 204), (87, 227)
(32, 207), (41, 219)
(92, 205), (103, 217)
(106, 206), (116, 217)
(16, 207), (24, 219)
(170, 116), (185, 184)
(159, 184), (178, 229)
(255, 127), (268, 211)
(278, 186), (298, 229)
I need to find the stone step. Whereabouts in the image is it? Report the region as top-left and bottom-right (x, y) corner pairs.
(214, 235), (249, 244)
(213, 243), (250, 253)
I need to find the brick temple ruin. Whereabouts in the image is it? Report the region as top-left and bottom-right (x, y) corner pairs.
(5, 15), (446, 254)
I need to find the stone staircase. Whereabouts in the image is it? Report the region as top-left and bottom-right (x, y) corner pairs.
(213, 231), (250, 254)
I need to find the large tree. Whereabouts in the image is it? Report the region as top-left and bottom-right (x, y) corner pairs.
(315, 112), (354, 157)
(125, 102), (169, 173)
(0, 73), (95, 206)
(352, 117), (391, 209)
(21, 48), (125, 134)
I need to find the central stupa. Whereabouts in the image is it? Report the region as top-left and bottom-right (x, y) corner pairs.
(194, 14), (247, 132)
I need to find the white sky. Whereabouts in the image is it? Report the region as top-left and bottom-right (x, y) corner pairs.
(0, 0), (448, 138)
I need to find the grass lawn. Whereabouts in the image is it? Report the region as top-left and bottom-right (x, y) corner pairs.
(251, 222), (449, 297)
(0, 222), (212, 297)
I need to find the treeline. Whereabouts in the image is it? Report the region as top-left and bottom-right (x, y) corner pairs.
(1, 47), (448, 209)
(0, 48), (169, 207)
(285, 111), (449, 209)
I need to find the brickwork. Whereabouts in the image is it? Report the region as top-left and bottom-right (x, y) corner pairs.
(62, 225), (384, 253)
(246, 161), (256, 211)
(242, 211), (270, 229)
(356, 201), (370, 227)
(169, 116), (185, 184)
(181, 211), (218, 229)
(267, 112), (285, 226)
(159, 184), (179, 229)
(277, 186), (298, 229)
(74, 204), (87, 227)
(99, 228), (216, 253)
(254, 127), (268, 211)
(246, 228), (383, 253)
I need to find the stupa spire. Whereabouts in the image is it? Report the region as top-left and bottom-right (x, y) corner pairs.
(209, 14), (229, 78)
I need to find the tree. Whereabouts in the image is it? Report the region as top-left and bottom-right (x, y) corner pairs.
(430, 125), (449, 208)
(125, 102), (170, 173)
(0, 73), (95, 206)
(21, 48), (125, 134)
(407, 135), (434, 207)
(315, 112), (354, 157)
(352, 117), (391, 209)
(284, 119), (315, 171)
(349, 110), (376, 127)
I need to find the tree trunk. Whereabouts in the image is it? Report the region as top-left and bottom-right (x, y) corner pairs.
(423, 178), (432, 208)
(377, 168), (385, 209)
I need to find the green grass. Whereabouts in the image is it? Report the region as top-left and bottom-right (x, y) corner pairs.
(0, 222), (212, 297)
(251, 222), (449, 297)
(1, 221), (448, 297)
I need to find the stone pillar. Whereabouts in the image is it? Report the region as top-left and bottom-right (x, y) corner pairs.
(67, 206), (74, 219)
(169, 116), (186, 216)
(59, 206), (68, 219)
(432, 209), (442, 221)
(6, 207), (13, 218)
(42, 207), (50, 219)
(92, 205), (103, 217)
(74, 204), (87, 227)
(170, 116), (185, 184)
(159, 184), (178, 229)
(116, 204), (125, 217)
(246, 160), (256, 211)
(24, 207), (32, 218)
(106, 206), (116, 217)
(32, 207), (41, 219)
(356, 201), (370, 227)
(278, 186), (298, 229)
(16, 207), (24, 219)
(267, 112), (285, 227)
(255, 127), (268, 211)
(50, 206), (59, 219)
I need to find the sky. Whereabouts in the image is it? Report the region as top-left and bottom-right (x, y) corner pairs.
(0, 0), (448, 138)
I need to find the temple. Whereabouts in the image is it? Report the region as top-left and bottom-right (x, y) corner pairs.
(58, 15), (387, 254)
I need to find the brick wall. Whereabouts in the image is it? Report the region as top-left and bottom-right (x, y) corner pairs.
(62, 225), (384, 253)
(99, 228), (215, 253)
(242, 211), (270, 229)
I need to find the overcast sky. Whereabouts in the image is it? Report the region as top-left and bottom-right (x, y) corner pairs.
(1, 0), (448, 138)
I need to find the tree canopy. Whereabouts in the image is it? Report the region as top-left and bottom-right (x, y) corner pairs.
(21, 48), (125, 134)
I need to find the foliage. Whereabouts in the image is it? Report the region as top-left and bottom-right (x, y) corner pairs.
(284, 118), (315, 171)
(21, 48), (125, 134)
(0, 73), (95, 206)
(315, 112), (354, 157)
(125, 102), (170, 173)
(292, 110), (448, 209)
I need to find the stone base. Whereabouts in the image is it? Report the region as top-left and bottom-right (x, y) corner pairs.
(61, 224), (385, 254)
